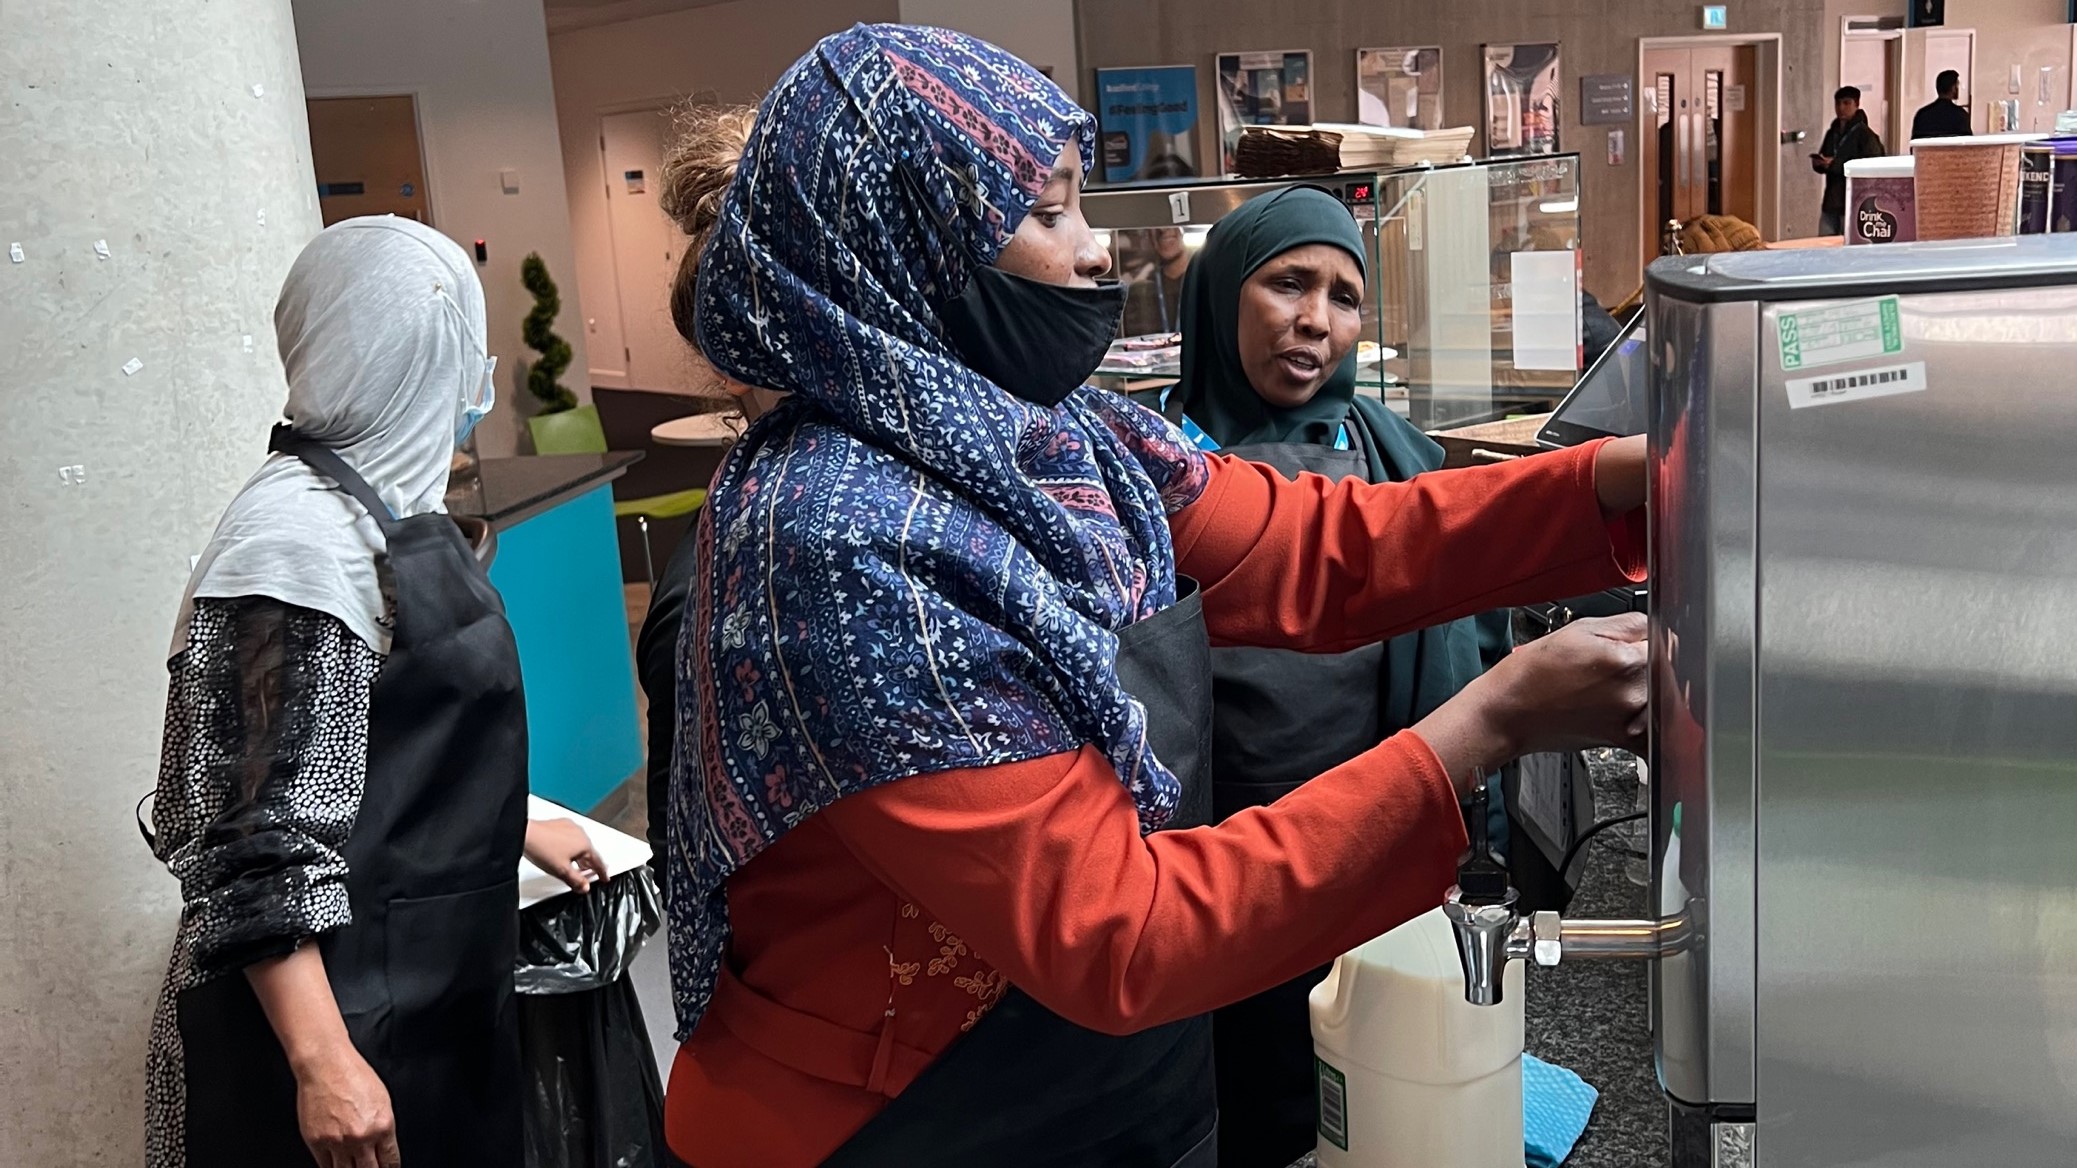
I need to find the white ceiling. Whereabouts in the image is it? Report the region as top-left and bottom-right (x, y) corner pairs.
(543, 0), (746, 35)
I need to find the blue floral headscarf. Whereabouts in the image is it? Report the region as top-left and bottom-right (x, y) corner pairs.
(669, 24), (1210, 1038)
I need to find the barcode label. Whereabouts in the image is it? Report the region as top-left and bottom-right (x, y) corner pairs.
(1786, 361), (1927, 409)
(1316, 1057), (1350, 1151)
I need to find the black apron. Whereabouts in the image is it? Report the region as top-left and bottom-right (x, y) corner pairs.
(821, 580), (1220, 1168)
(1206, 439), (1403, 1168)
(176, 430), (530, 1167)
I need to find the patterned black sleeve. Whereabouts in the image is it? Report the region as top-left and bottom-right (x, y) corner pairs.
(152, 596), (382, 977)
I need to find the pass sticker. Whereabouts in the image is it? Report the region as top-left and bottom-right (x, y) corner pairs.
(1776, 297), (1902, 371)
(1786, 361), (1926, 409)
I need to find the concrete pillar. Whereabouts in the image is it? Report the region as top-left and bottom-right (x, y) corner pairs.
(0, 0), (319, 1156)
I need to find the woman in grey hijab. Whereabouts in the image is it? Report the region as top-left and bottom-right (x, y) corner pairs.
(144, 217), (600, 1168)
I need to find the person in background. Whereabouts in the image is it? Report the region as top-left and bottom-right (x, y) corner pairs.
(662, 25), (1649, 1168)
(144, 216), (603, 1168)
(1912, 69), (1972, 142)
(1137, 184), (1511, 1166)
(1815, 86), (1886, 236)
(636, 102), (765, 875)
(1121, 225), (1190, 337)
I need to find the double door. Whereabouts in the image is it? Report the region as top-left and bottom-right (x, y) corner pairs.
(1643, 46), (1758, 257)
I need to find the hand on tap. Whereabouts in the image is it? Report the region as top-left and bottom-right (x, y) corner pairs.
(1415, 613), (1649, 796)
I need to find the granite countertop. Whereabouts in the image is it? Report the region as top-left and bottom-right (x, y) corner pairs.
(1523, 748), (1665, 1168)
(1286, 749), (1662, 1168)
(449, 451), (642, 530)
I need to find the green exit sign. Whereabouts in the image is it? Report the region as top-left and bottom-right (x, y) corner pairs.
(1702, 5), (1729, 28)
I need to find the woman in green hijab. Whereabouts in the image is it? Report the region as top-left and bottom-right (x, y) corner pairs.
(1141, 185), (1511, 1168)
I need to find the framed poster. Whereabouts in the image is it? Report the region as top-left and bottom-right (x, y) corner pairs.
(1356, 46), (1445, 130)
(1216, 50), (1313, 174)
(1483, 43), (1562, 156)
(1095, 65), (1202, 183)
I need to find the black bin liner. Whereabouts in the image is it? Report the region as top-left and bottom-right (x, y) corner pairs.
(516, 866), (668, 1168)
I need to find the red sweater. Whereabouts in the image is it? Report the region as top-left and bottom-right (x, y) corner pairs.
(666, 442), (1645, 1166)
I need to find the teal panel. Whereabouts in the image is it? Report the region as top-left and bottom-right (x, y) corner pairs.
(488, 484), (643, 811)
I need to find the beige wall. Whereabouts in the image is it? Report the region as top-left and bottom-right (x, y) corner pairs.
(294, 0), (587, 458)
(547, 0), (1077, 385)
(1825, 0), (2073, 135)
(1076, 0), (1832, 302)
(900, 0), (1082, 102)
(1963, 0), (2071, 132)
(548, 0), (897, 389)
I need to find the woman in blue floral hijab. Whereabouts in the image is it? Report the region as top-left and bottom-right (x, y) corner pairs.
(662, 23), (1652, 1168)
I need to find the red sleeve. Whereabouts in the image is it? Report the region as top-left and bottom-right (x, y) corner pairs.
(817, 734), (1466, 1036)
(1171, 439), (1646, 652)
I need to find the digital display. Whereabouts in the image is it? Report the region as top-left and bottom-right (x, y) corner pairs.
(1343, 181), (1374, 203)
(1547, 325), (1649, 441)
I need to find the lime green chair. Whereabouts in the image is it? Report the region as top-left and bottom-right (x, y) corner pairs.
(528, 404), (707, 586)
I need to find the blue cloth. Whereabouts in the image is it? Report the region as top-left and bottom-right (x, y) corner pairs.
(1523, 1052), (1599, 1168)
(668, 24), (1210, 1041)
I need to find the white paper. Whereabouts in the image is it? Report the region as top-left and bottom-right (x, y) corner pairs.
(1168, 190), (1191, 224)
(1786, 361), (1927, 409)
(1508, 251), (1579, 372)
(241, 334), (254, 353)
(251, 83), (265, 98)
(256, 208), (266, 227)
(121, 357), (144, 377)
(517, 794), (653, 909)
(8, 243), (22, 263)
(1726, 85), (1747, 113)
(93, 239), (110, 260)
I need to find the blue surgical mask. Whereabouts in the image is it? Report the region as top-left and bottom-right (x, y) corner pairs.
(458, 355), (496, 444)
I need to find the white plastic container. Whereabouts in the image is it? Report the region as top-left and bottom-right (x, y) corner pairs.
(1309, 907), (1526, 1167)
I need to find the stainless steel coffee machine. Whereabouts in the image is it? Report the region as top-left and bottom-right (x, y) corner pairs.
(1449, 235), (2077, 1166)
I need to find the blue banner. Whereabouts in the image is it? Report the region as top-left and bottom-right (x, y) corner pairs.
(1096, 66), (1201, 184)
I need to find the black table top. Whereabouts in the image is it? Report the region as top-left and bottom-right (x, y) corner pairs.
(451, 452), (642, 530)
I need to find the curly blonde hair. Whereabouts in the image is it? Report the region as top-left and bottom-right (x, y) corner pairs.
(660, 101), (756, 349)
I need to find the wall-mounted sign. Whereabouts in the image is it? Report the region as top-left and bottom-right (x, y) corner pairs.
(1483, 43), (1562, 157)
(1702, 5), (1729, 29)
(1580, 74), (1634, 125)
(1356, 46), (1445, 130)
(1095, 65), (1201, 183)
(1216, 50), (1313, 174)
(624, 169), (646, 195)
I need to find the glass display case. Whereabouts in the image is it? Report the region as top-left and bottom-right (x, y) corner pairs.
(1083, 154), (1583, 430)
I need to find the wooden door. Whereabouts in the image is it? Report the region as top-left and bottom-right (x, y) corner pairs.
(1841, 33), (1901, 147)
(307, 96), (431, 227)
(1643, 48), (1691, 260)
(1643, 46), (1760, 261)
(1693, 46), (1759, 226)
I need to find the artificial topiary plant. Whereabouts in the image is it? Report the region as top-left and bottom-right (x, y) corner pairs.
(520, 252), (578, 414)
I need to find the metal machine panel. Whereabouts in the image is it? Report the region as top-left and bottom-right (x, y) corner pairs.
(1750, 280), (2077, 1166)
(1648, 284), (1759, 1113)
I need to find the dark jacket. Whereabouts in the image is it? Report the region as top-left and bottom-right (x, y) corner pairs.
(636, 530), (699, 876)
(1820, 112), (1887, 213)
(1911, 98), (1972, 143)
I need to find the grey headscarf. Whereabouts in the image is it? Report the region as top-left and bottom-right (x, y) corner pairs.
(171, 216), (489, 656)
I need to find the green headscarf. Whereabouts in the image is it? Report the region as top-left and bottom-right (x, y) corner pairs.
(1168, 185), (1439, 487)
(1160, 184), (1512, 721)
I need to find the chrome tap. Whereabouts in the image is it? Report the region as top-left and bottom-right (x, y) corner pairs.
(1442, 777), (1687, 1006)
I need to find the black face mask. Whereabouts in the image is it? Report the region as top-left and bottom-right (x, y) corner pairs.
(939, 266), (1126, 408)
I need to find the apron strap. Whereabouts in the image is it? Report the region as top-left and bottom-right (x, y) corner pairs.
(269, 425), (400, 533)
(1157, 385), (1189, 426)
(135, 791), (157, 852)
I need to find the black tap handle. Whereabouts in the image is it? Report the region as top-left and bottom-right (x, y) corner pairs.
(1456, 770), (1511, 904)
